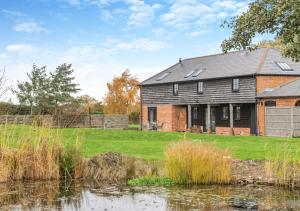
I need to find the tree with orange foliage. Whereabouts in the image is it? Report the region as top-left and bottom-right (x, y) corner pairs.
(103, 69), (140, 115)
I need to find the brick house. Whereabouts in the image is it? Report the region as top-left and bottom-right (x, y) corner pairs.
(257, 78), (300, 135)
(139, 48), (300, 136)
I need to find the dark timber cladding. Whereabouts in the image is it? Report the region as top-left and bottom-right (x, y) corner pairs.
(141, 76), (256, 105)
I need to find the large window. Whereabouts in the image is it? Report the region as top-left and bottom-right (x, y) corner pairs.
(222, 106), (229, 120)
(148, 107), (157, 123)
(193, 107), (198, 119)
(235, 106), (241, 120)
(232, 78), (240, 91)
(197, 81), (203, 94)
(265, 100), (276, 107)
(173, 83), (179, 96)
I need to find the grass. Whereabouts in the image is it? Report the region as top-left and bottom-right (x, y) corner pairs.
(265, 145), (300, 188)
(0, 124), (81, 182)
(166, 141), (231, 184)
(128, 176), (175, 187)
(3, 124), (300, 161)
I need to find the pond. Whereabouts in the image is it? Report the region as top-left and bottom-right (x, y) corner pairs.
(1, 181), (300, 210)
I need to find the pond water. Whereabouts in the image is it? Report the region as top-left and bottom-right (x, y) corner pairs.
(1, 181), (300, 211)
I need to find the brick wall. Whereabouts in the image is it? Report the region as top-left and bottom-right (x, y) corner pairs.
(256, 75), (300, 136)
(216, 127), (250, 136)
(141, 104), (187, 132)
(256, 75), (298, 93)
(157, 104), (175, 132)
(0, 114), (128, 129)
(257, 97), (300, 135)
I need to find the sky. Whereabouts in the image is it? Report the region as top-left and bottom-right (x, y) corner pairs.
(0, 0), (257, 102)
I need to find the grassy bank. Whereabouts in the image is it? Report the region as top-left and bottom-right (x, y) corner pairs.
(3, 124), (300, 161)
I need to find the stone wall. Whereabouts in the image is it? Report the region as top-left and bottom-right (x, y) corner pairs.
(0, 114), (128, 129)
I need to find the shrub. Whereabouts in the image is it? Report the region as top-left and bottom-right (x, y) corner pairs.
(128, 176), (174, 187)
(165, 141), (231, 185)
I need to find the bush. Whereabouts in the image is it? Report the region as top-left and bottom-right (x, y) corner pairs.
(165, 141), (231, 185)
(128, 176), (175, 187)
(129, 112), (140, 124)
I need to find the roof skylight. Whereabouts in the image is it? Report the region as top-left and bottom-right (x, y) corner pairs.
(192, 69), (203, 77)
(184, 70), (195, 78)
(156, 72), (171, 81)
(276, 62), (293, 71)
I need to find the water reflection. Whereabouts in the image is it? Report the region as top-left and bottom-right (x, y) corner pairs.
(1, 181), (300, 210)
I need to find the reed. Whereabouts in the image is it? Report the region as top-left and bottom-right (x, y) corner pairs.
(0, 121), (81, 182)
(165, 141), (231, 185)
(265, 145), (300, 188)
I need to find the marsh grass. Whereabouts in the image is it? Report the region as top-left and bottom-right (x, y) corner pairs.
(0, 121), (81, 182)
(165, 141), (231, 185)
(265, 144), (300, 188)
(128, 176), (175, 187)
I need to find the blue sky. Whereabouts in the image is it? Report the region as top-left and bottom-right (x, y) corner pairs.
(0, 0), (256, 101)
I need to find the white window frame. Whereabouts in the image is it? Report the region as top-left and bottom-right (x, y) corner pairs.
(173, 83), (179, 96)
(232, 78), (240, 91)
(197, 81), (203, 94)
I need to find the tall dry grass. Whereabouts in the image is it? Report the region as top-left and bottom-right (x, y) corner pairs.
(265, 145), (300, 188)
(0, 120), (81, 182)
(165, 141), (231, 185)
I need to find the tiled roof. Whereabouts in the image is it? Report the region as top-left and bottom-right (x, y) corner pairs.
(257, 78), (300, 98)
(140, 48), (300, 86)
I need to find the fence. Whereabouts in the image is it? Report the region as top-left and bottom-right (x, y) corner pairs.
(265, 107), (300, 137)
(0, 114), (128, 129)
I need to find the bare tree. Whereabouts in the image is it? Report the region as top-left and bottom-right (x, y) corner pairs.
(0, 68), (10, 100)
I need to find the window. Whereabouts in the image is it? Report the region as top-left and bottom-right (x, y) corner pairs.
(232, 78), (240, 91)
(148, 107), (157, 123)
(235, 106), (241, 120)
(197, 81), (203, 94)
(265, 100), (276, 107)
(222, 106), (229, 120)
(276, 62), (293, 71)
(295, 101), (300, 106)
(192, 69), (203, 77)
(157, 72), (170, 81)
(193, 107), (198, 119)
(184, 70), (195, 78)
(173, 83), (179, 95)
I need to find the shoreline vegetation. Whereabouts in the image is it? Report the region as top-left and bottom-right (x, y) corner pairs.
(1, 123), (300, 189)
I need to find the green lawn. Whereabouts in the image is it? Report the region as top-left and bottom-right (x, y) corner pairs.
(2, 124), (300, 161)
(60, 128), (300, 160)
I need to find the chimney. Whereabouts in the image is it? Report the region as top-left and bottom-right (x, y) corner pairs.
(179, 58), (182, 63)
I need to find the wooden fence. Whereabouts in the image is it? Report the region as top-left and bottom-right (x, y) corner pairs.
(265, 107), (300, 137)
(0, 114), (128, 129)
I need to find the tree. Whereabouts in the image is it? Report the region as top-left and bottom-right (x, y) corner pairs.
(258, 38), (285, 51)
(50, 63), (80, 114)
(221, 0), (300, 61)
(76, 95), (103, 114)
(103, 69), (139, 115)
(15, 64), (49, 115)
(0, 69), (10, 100)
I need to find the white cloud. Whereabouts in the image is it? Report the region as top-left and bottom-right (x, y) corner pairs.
(2, 9), (25, 17)
(116, 39), (169, 52)
(6, 44), (36, 53)
(160, 0), (249, 30)
(127, 1), (161, 27)
(1, 37), (169, 102)
(186, 30), (210, 37)
(65, 0), (81, 6)
(100, 10), (113, 22)
(14, 21), (47, 33)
